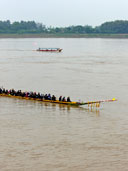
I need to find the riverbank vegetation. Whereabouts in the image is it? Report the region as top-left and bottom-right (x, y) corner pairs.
(0, 20), (128, 37)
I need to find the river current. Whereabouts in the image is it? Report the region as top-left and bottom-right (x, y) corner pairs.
(0, 38), (128, 171)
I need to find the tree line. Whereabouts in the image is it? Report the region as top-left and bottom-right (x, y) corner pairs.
(0, 20), (128, 34)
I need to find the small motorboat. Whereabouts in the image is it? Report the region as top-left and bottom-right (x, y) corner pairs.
(37, 48), (62, 52)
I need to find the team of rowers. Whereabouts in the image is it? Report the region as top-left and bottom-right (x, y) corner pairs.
(0, 88), (71, 102)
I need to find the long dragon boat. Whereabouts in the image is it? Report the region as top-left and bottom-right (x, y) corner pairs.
(0, 93), (117, 107)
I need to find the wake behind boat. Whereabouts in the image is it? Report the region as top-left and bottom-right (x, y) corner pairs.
(36, 48), (62, 52)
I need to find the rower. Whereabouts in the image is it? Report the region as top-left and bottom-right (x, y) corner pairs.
(40, 94), (44, 100)
(48, 94), (51, 100)
(44, 94), (48, 100)
(62, 97), (66, 102)
(67, 97), (71, 102)
(59, 96), (62, 101)
(5, 89), (8, 94)
(2, 88), (6, 93)
(37, 92), (41, 98)
(52, 95), (56, 101)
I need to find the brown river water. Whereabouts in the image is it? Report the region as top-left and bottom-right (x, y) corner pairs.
(0, 38), (128, 171)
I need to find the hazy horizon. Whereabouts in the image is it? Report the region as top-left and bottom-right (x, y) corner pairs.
(1, 0), (128, 27)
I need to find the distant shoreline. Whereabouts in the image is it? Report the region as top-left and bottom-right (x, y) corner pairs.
(0, 33), (128, 38)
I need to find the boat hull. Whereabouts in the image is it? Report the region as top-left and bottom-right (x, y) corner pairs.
(37, 48), (62, 52)
(0, 94), (81, 106)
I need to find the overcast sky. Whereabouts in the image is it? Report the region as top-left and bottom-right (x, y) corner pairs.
(0, 0), (127, 27)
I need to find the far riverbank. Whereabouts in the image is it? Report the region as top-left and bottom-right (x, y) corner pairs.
(1, 33), (128, 39)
